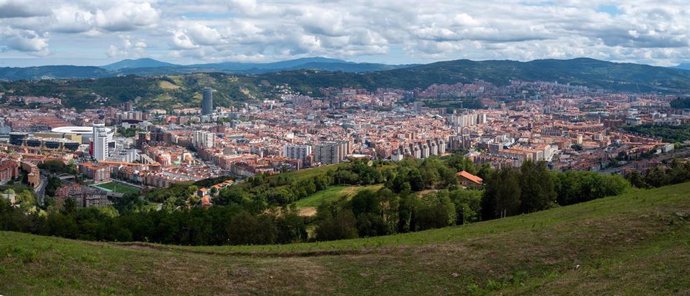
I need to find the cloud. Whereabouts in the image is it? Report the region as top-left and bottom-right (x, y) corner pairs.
(181, 23), (224, 46)
(0, 1), (49, 18)
(49, 5), (94, 33)
(0, 27), (49, 55)
(94, 2), (159, 32)
(107, 35), (147, 58)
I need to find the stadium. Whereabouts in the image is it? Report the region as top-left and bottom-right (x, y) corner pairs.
(51, 126), (113, 144)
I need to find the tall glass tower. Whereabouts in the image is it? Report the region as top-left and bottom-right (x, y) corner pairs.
(201, 87), (214, 115)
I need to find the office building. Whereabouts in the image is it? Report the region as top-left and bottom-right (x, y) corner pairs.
(201, 87), (214, 115)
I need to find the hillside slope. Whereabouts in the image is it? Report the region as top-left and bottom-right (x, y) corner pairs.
(1, 182), (689, 295)
(260, 58), (690, 93)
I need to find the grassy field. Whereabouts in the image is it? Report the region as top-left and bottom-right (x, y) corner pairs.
(2, 182), (690, 295)
(277, 164), (346, 182)
(93, 181), (141, 194)
(294, 184), (383, 208)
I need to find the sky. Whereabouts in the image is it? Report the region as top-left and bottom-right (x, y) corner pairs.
(0, 0), (689, 67)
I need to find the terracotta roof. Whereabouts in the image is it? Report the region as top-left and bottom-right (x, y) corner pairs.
(456, 170), (483, 185)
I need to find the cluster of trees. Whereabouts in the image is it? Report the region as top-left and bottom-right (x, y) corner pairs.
(314, 161), (630, 241)
(383, 156), (490, 194)
(117, 127), (139, 138)
(38, 160), (77, 175)
(313, 188), (483, 240)
(625, 160), (690, 188)
(212, 160), (386, 207)
(0, 198), (306, 246)
(0, 187), (36, 211)
(624, 124), (690, 143)
(481, 161), (629, 220)
(670, 97), (690, 109)
(553, 171), (630, 205)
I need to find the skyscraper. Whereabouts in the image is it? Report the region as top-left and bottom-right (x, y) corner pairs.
(92, 123), (108, 161)
(201, 87), (214, 115)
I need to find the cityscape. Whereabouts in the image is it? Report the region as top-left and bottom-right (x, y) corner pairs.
(2, 80), (686, 205)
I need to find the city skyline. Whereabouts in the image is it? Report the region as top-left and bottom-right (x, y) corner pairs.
(1, 0), (689, 67)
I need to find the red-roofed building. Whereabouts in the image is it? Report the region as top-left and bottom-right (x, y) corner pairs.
(456, 170), (483, 189)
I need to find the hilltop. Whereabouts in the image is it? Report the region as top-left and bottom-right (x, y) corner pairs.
(101, 58), (177, 71)
(2, 182), (689, 295)
(0, 57), (404, 80)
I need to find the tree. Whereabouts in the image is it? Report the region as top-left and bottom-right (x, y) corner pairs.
(315, 202), (358, 241)
(226, 211), (259, 245)
(519, 161), (556, 213)
(62, 198), (77, 215)
(275, 208), (307, 244)
(449, 189), (483, 224)
(112, 193), (145, 214)
(482, 167), (521, 220)
(625, 170), (649, 188)
(15, 190), (36, 209)
(445, 155), (477, 174)
(45, 176), (62, 197)
(415, 191), (455, 230)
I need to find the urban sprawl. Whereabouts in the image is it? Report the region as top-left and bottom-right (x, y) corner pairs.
(1, 80), (688, 208)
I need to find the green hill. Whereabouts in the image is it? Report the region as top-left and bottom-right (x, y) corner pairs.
(2, 182), (689, 295)
(3, 58), (690, 109)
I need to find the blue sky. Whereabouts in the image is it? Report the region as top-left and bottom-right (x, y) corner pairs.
(0, 0), (689, 67)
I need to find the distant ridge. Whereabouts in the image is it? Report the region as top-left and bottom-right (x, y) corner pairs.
(676, 63), (690, 71)
(111, 57), (407, 75)
(1, 57), (690, 95)
(102, 58), (176, 71)
(0, 57), (405, 79)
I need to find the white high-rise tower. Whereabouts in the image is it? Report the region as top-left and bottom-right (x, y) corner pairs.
(92, 123), (109, 161)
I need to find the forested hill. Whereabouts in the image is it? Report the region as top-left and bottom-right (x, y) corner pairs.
(2, 58), (690, 109)
(0, 65), (111, 80)
(259, 58), (690, 93)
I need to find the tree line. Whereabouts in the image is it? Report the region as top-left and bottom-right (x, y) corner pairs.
(1, 197), (306, 245)
(1, 157), (641, 245)
(625, 159), (690, 189)
(313, 160), (630, 241)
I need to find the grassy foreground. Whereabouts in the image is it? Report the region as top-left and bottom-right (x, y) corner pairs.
(2, 183), (690, 295)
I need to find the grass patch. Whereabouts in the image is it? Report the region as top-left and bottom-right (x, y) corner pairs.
(294, 185), (383, 208)
(94, 182), (140, 194)
(276, 163), (346, 182)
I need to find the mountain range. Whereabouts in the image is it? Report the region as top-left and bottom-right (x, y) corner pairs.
(2, 57), (690, 110)
(0, 57), (407, 80)
(2, 56), (688, 83)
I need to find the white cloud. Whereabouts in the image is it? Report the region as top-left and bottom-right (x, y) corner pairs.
(50, 5), (94, 33)
(107, 35), (147, 58)
(94, 1), (159, 32)
(0, 27), (49, 55)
